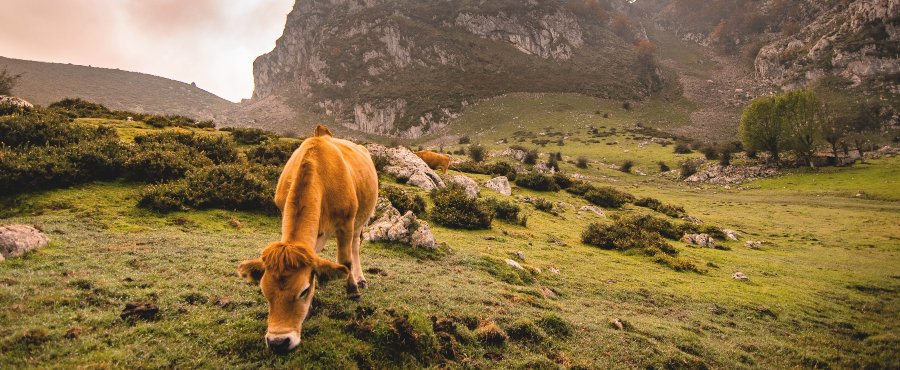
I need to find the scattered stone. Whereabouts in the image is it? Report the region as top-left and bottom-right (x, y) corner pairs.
(447, 174), (479, 198)
(512, 250), (526, 261)
(121, 302), (159, 320)
(500, 147), (527, 162)
(365, 198), (436, 249)
(539, 286), (558, 299)
(611, 318), (625, 331)
(0, 224), (50, 260)
(548, 266), (560, 274)
(365, 143), (444, 190)
(746, 241), (763, 249)
(724, 229), (740, 241)
(579, 205), (605, 217)
(483, 176), (512, 196)
(707, 305), (725, 315)
(682, 233), (717, 248)
(214, 298), (233, 309)
(732, 272), (750, 281)
(504, 259), (524, 270)
(64, 326), (84, 339)
(684, 216), (703, 224)
(534, 161), (556, 174)
(228, 217), (242, 229)
(0, 95), (34, 110)
(483, 236), (497, 241)
(685, 163), (779, 185)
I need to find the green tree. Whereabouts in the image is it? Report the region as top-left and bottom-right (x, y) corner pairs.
(781, 90), (822, 167)
(740, 95), (786, 163)
(0, 68), (22, 96)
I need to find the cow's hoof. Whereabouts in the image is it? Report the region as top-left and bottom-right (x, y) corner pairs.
(357, 279), (369, 289)
(346, 282), (361, 301)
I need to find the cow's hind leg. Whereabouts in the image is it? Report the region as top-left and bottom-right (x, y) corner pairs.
(352, 227), (367, 289)
(336, 226), (361, 300)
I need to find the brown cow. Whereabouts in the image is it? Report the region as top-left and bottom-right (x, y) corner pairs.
(415, 150), (450, 174)
(237, 125), (378, 352)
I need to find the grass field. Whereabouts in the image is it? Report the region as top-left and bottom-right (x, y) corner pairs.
(1, 95), (898, 368)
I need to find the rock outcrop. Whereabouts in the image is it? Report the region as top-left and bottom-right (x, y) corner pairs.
(484, 176), (512, 196)
(685, 164), (779, 185)
(447, 175), (480, 199)
(0, 225), (49, 260)
(241, 0), (653, 138)
(365, 198), (435, 249)
(682, 233), (718, 248)
(0, 95), (33, 110)
(579, 205), (606, 217)
(365, 144), (444, 190)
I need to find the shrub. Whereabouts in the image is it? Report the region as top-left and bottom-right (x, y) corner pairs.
(680, 160), (699, 179)
(700, 145), (719, 160)
(515, 172), (560, 192)
(0, 137), (127, 194)
(673, 143), (693, 154)
(486, 198), (526, 226)
(246, 140), (301, 166)
(0, 68), (22, 96)
(458, 136), (470, 144)
(133, 131), (238, 164)
(576, 156), (589, 168)
(522, 149), (539, 165)
(138, 164), (278, 213)
(551, 173), (574, 189)
(452, 160), (489, 174)
(48, 98), (112, 118)
(634, 197), (686, 218)
(581, 216), (700, 272)
(0, 112), (117, 148)
(532, 198), (555, 214)
(490, 161), (517, 181)
(657, 161), (670, 172)
(719, 150), (732, 166)
(468, 144), (486, 162)
(381, 185), (427, 216)
(536, 314), (572, 338)
(228, 127), (273, 145)
(565, 181), (595, 196)
(548, 155), (559, 172)
(125, 141), (213, 183)
(505, 319), (546, 343)
(556, 138), (565, 146)
(143, 114), (196, 128)
(430, 184), (493, 229)
(583, 186), (634, 208)
(622, 100), (632, 110)
(619, 160), (634, 173)
(372, 153), (390, 172)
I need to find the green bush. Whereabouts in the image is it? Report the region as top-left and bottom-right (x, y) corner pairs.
(490, 161), (517, 181)
(673, 143), (693, 154)
(0, 137), (127, 194)
(634, 197), (686, 218)
(619, 160), (634, 173)
(680, 160), (699, 179)
(581, 216), (701, 272)
(125, 141), (213, 183)
(48, 98), (112, 118)
(552, 173), (574, 189)
(138, 164), (279, 213)
(532, 198), (555, 213)
(486, 198), (526, 225)
(0, 112), (117, 148)
(565, 181), (595, 196)
(468, 144), (486, 162)
(227, 127), (274, 145)
(505, 319), (546, 343)
(700, 145), (719, 160)
(522, 149), (539, 165)
(583, 186), (634, 208)
(576, 156), (589, 168)
(246, 140), (301, 166)
(381, 185), (427, 216)
(515, 172), (559, 192)
(430, 183), (493, 229)
(133, 131), (238, 164)
(143, 114), (196, 128)
(536, 314), (572, 338)
(657, 161), (670, 172)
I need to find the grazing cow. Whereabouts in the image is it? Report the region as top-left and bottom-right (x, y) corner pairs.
(237, 125), (378, 352)
(415, 150), (451, 174)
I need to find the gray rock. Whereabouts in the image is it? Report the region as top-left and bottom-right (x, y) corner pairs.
(0, 224), (49, 260)
(0, 96), (34, 110)
(365, 144), (444, 190)
(579, 205), (605, 217)
(364, 198), (435, 249)
(447, 174), (479, 198)
(504, 258), (524, 270)
(512, 250), (525, 261)
(732, 272), (749, 281)
(500, 147), (527, 162)
(548, 266), (560, 274)
(724, 229), (740, 241)
(539, 286), (558, 299)
(682, 233), (717, 248)
(745, 241), (763, 250)
(484, 176), (512, 196)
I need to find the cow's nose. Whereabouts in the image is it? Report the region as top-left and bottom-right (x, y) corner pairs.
(266, 336), (292, 353)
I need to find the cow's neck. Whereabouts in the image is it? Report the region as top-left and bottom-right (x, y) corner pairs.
(280, 164), (323, 249)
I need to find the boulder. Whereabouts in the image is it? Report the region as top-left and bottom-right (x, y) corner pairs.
(534, 161), (556, 174)
(504, 258), (524, 270)
(579, 205), (605, 217)
(500, 147), (527, 162)
(447, 174), (479, 198)
(732, 272), (749, 281)
(364, 197), (435, 249)
(0, 95), (34, 110)
(548, 266), (560, 274)
(483, 176), (512, 196)
(0, 225), (50, 260)
(745, 241), (762, 249)
(512, 250), (525, 261)
(365, 143), (444, 190)
(724, 229), (740, 241)
(682, 233), (717, 248)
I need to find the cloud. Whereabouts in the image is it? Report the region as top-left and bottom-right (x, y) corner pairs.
(0, 0), (293, 101)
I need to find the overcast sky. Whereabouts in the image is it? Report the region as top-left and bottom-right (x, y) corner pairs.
(0, 0), (294, 102)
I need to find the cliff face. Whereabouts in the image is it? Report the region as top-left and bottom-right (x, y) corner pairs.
(243, 0), (657, 138)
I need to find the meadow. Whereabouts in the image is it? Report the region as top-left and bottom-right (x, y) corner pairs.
(0, 94), (897, 369)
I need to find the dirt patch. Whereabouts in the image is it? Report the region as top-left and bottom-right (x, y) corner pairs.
(474, 321), (508, 345)
(121, 302), (159, 321)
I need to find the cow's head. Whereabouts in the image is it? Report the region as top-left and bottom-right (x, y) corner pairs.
(238, 242), (348, 352)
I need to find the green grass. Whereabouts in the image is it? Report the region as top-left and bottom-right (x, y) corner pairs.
(1, 96), (899, 368)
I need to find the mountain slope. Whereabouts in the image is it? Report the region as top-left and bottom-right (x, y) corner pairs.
(235, 0), (663, 138)
(0, 56), (234, 120)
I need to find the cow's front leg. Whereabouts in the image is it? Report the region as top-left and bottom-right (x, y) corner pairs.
(336, 227), (360, 300)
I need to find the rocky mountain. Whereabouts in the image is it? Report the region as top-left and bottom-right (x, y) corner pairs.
(237, 0), (662, 138)
(0, 56), (234, 120)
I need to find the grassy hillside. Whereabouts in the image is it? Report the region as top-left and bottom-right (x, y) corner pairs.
(0, 97), (898, 368)
(1, 56), (234, 120)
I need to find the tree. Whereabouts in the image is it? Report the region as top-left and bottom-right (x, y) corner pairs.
(846, 99), (883, 163)
(0, 68), (22, 96)
(740, 95), (786, 163)
(781, 90), (822, 167)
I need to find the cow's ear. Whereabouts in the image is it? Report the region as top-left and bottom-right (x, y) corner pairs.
(314, 124), (333, 137)
(237, 259), (265, 284)
(314, 257), (349, 283)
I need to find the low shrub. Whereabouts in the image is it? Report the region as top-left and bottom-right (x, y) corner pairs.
(634, 197), (686, 218)
(458, 136), (470, 144)
(228, 127), (273, 145)
(133, 131), (238, 164)
(619, 160), (634, 173)
(532, 198), (555, 214)
(143, 114), (196, 128)
(486, 198), (526, 226)
(468, 144), (486, 163)
(657, 161), (670, 172)
(138, 164), (279, 213)
(372, 153), (390, 173)
(547, 155), (560, 172)
(0, 112), (117, 148)
(515, 172), (559, 192)
(581, 216), (701, 272)
(125, 142), (214, 183)
(551, 173), (574, 189)
(246, 140), (301, 166)
(576, 156), (589, 168)
(522, 149), (539, 165)
(536, 314), (572, 338)
(673, 143), (693, 154)
(490, 161), (517, 181)
(505, 319), (546, 343)
(700, 145), (719, 160)
(583, 186), (634, 208)
(680, 160), (699, 179)
(720, 150), (732, 166)
(381, 185), (427, 216)
(47, 98), (112, 118)
(0, 137), (128, 194)
(430, 184), (493, 229)
(564, 181), (595, 196)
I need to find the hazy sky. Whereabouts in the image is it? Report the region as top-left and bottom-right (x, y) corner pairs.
(0, 0), (294, 102)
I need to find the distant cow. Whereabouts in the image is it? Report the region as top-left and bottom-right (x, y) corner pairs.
(415, 150), (450, 174)
(237, 124), (378, 352)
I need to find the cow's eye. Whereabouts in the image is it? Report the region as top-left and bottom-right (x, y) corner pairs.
(298, 284), (310, 299)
